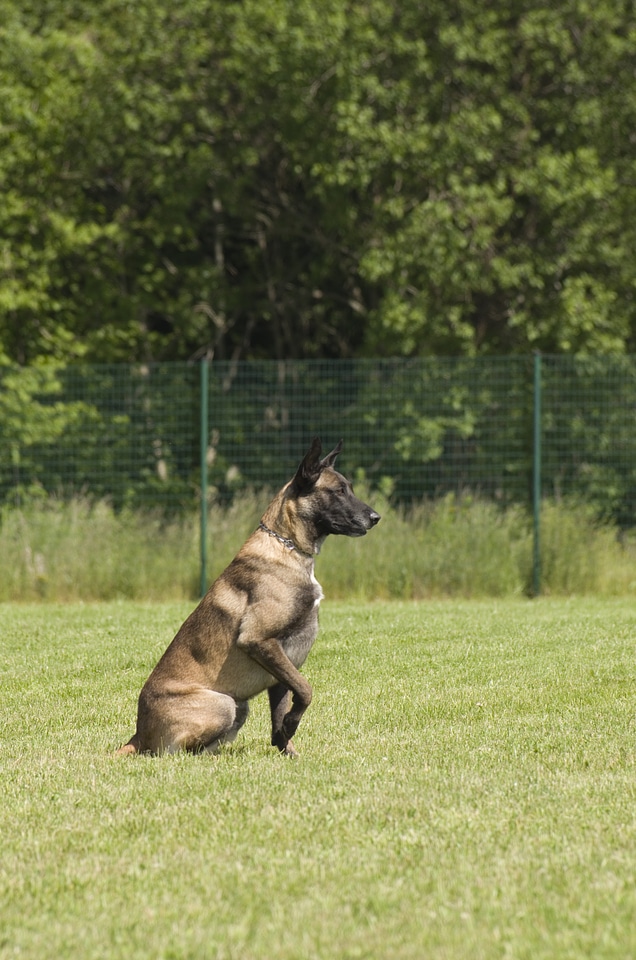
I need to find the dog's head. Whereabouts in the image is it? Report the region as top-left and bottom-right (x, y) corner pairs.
(290, 438), (381, 539)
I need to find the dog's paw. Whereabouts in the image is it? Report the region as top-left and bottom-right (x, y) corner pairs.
(271, 730), (299, 758)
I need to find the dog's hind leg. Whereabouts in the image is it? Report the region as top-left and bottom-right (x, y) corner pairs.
(204, 699), (249, 754)
(268, 683), (298, 758)
(136, 686), (246, 755)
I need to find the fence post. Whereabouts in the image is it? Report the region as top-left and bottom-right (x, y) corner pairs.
(199, 358), (209, 597)
(532, 353), (542, 596)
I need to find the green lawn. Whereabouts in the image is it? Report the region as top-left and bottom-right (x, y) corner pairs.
(1, 598), (635, 959)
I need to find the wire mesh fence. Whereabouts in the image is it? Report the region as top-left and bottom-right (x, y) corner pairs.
(201, 356), (535, 505)
(1, 355), (635, 527)
(0, 362), (199, 511)
(540, 355), (636, 527)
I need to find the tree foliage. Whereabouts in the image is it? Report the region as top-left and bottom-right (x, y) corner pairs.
(1, 0), (635, 363)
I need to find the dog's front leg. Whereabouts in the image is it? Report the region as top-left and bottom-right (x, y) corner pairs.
(268, 683), (298, 757)
(237, 633), (312, 752)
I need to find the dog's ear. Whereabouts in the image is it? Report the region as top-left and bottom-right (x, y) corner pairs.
(321, 439), (343, 469)
(291, 437), (323, 493)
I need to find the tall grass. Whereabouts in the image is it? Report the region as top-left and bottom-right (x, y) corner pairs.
(322, 493), (531, 599)
(324, 493), (636, 599)
(0, 493), (263, 602)
(1, 492), (635, 601)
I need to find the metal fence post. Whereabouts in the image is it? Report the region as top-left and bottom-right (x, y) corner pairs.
(532, 353), (542, 596)
(199, 358), (209, 597)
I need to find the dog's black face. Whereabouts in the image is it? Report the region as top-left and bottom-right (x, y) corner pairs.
(291, 438), (381, 539)
(311, 467), (381, 538)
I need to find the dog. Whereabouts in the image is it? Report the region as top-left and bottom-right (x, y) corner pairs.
(116, 438), (380, 758)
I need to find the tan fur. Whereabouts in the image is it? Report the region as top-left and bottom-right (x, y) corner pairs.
(116, 439), (379, 758)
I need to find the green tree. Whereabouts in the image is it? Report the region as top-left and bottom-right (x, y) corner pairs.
(325, 0), (636, 355)
(1, 0), (635, 363)
(0, 3), (110, 362)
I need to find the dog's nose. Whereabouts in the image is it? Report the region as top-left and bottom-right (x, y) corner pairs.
(369, 512), (381, 526)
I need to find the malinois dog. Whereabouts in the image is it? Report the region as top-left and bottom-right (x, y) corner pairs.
(116, 438), (380, 758)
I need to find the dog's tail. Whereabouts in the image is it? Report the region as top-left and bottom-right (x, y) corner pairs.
(115, 736), (139, 757)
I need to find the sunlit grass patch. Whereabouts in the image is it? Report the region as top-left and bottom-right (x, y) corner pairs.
(1, 598), (635, 958)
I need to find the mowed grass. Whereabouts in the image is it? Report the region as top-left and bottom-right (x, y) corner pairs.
(1, 597), (636, 959)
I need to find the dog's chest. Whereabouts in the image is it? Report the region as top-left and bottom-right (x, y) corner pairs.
(310, 565), (324, 608)
(280, 567), (324, 667)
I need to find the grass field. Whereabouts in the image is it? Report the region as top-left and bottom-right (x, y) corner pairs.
(1, 597), (635, 959)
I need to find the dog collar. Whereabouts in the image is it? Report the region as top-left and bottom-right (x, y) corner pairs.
(258, 522), (313, 558)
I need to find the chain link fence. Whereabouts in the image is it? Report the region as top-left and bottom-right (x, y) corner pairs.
(2, 354), (635, 527)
